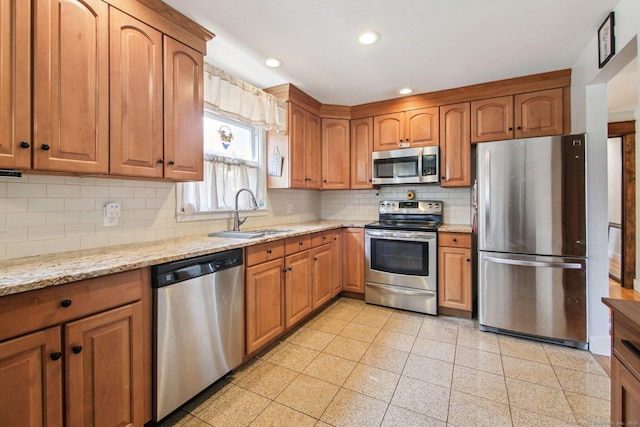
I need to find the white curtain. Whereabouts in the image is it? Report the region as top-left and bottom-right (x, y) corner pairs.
(204, 63), (286, 134)
(181, 155), (259, 214)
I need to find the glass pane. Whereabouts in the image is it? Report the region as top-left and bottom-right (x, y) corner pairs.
(203, 113), (254, 161)
(371, 239), (428, 276)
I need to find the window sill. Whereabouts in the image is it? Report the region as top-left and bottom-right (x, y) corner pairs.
(176, 208), (268, 223)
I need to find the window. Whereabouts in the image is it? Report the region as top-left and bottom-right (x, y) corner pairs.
(177, 111), (266, 220)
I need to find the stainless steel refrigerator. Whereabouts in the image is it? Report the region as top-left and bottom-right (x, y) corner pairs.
(477, 134), (587, 349)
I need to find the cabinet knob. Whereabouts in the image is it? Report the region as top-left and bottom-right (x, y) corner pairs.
(299, 241), (304, 246)
(517, 126), (522, 130)
(441, 176), (445, 180)
(508, 127), (513, 131)
(41, 144), (50, 151)
(453, 238), (457, 242)
(333, 237), (337, 241)
(266, 249), (272, 254)
(323, 236), (327, 240)
(50, 352), (62, 361)
(323, 180), (327, 183)
(287, 267), (292, 271)
(406, 138), (410, 142)
(60, 299), (72, 308)
(157, 159), (164, 164)
(282, 269), (287, 273)
(466, 259), (471, 262)
(314, 257), (318, 261)
(168, 160), (175, 165)
(71, 346), (83, 354)
(19, 141), (30, 149)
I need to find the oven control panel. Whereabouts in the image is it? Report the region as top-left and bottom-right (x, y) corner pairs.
(378, 200), (442, 215)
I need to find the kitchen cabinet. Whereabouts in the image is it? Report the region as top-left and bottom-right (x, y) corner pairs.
(285, 249), (313, 328)
(342, 228), (365, 294)
(373, 107), (439, 151)
(438, 232), (473, 317)
(0, 268), (149, 426)
(331, 229), (343, 296)
(440, 102), (471, 187)
(0, 0), (31, 170)
(602, 298), (640, 425)
(289, 103), (321, 188)
(321, 118), (350, 189)
(312, 232), (334, 309)
(471, 88), (564, 143)
(350, 117), (374, 189)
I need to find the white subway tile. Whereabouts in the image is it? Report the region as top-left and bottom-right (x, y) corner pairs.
(0, 182), (6, 197)
(47, 184), (81, 198)
(47, 211), (81, 226)
(29, 198), (65, 212)
(65, 223), (96, 237)
(135, 188), (156, 199)
(0, 243), (6, 259)
(46, 237), (81, 254)
(80, 235), (110, 250)
(109, 232), (136, 246)
(8, 241), (46, 259)
(7, 212), (47, 228)
(8, 183), (47, 198)
(29, 225), (65, 241)
(28, 175), (65, 184)
(81, 186), (109, 198)
(64, 198), (95, 212)
(0, 228), (28, 243)
(109, 187), (135, 198)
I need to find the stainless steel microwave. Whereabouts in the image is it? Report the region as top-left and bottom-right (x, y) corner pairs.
(371, 146), (439, 185)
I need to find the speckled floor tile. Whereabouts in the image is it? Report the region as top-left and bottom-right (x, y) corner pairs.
(554, 365), (611, 400)
(195, 385), (271, 427)
(361, 303), (395, 317)
(447, 390), (512, 427)
(502, 355), (561, 389)
(338, 321), (381, 343)
(320, 388), (388, 427)
(351, 310), (391, 328)
(381, 404), (447, 427)
(454, 347), (503, 375)
(182, 378), (233, 414)
(288, 328), (336, 351)
(248, 401), (316, 427)
(498, 335), (550, 364)
(510, 407), (579, 427)
(235, 360), (299, 399)
(543, 344), (608, 376)
(456, 327), (500, 354)
(180, 416), (212, 427)
(324, 335), (371, 361)
(505, 377), (576, 423)
(302, 352), (356, 386)
(383, 317), (423, 335)
(275, 374), (339, 418)
(334, 298), (366, 310)
(343, 363), (400, 402)
(411, 337), (456, 363)
(418, 322), (458, 344)
(264, 342), (319, 372)
(403, 354), (453, 388)
(390, 376), (450, 421)
(305, 315), (349, 334)
(159, 410), (196, 426)
(373, 329), (416, 352)
(565, 391), (610, 426)
(451, 365), (508, 404)
(422, 315), (461, 330)
(323, 305), (361, 322)
(390, 309), (426, 322)
(360, 344), (409, 374)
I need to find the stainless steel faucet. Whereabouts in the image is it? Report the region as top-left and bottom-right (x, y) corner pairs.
(233, 188), (258, 231)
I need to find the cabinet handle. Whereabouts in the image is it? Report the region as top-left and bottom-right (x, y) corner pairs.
(157, 159), (164, 164)
(266, 249), (272, 254)
(299, 241), (304, 246)
(287, 267), (292, 271)
(19, 141), (30, 149)
(41, 144), (50, 151)
(168, 160), (175, 165)
(71, 346), (83, 354)
(50, 352), (62, 361)
(60, 299), (72, 308)
(622, 339), (640, 360)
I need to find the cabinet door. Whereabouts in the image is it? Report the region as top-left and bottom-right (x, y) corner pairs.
(289, 103), (307, 188)
(438, 246), (472, 311)
(406, 107), (439, 147)
(440, 103), (471, 187)
(471, 95), (513, 143)
(163, 36), (204, 181)
(373, 112), (404, 151)
(33, 0), (109, 173)
(109, 8), (163, 178)
(0, 0), (31, 169)
(350, 117), (373, 189)
(321, 118), (350, 189)
(285, 251), (313, 328)
(331, 230), (343, 296)
(612, 356), (640, 424)
(515, 88), (563, 138)
(245, 258), (285, 355)
(342, 228), (365, 293)
(65, 302), (143, 427)
(312, 245), (333, 309)
(0, 327), (63, 427)
(305, 111), (321, 189)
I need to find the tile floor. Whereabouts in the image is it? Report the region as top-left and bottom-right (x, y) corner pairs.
(160, 298), (610, 427)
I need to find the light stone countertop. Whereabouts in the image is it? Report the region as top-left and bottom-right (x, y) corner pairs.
(438, 224), (473, 233)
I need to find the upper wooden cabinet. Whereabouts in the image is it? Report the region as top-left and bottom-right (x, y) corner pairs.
(0, 0), (31, 170)
(321, 118), (350, 189)
(350, 117), (373, 189)
(373, 107), (439, 151)
(471, 88), (564, 143)
(33, 0), (109, 174)
(440, 103), (471, 187)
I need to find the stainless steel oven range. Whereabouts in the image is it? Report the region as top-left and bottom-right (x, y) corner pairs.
(365, 200), (442, 315)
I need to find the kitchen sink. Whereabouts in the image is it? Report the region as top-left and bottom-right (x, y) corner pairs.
(208, 229), (293, 239)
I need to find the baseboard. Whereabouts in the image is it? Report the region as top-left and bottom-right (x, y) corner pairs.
(589, 334), (611, 356)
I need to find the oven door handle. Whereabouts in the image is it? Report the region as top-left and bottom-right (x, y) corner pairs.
(366, 282), (436, 296)
(365, 230), (435, 241)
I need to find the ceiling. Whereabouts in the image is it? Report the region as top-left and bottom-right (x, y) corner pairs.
(164, 0), (625, 107)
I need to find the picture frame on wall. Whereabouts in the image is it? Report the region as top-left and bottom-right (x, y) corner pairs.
(598, 12), (615, 68)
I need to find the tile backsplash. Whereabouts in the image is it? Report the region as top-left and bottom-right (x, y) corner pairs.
(1, 175), (470, 261)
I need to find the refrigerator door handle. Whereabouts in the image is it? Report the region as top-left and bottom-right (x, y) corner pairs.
(484, 256), (583, 270)
(483, 148), (491, 239)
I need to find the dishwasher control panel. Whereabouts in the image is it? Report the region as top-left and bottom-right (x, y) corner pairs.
(152, 248), (243, 288)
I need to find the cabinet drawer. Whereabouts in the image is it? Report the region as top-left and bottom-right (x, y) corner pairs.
(246, 240), (285, 267)
(312, 230), (332, 247)
(439, 232), (472, 248)
(285, 235), (312, 255)
(0, 268), (146, 342)
(613, 314), (640, 380)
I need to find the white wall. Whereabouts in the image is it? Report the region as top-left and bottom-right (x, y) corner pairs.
(571, 0), (640, 355)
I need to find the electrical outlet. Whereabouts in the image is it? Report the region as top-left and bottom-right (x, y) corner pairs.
(104, 202), (120, 227)
(286, 203), (294, 214)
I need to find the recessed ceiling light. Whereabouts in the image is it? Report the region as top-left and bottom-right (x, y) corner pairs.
(358, 31), (381, 45)
(264, 58), (283, 68)
(399, 88), (413, 95)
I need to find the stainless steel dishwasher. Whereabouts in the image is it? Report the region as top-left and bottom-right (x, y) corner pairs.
(152, 249), (243, 421)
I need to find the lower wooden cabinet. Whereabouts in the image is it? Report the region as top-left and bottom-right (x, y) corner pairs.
(312, 244), (333, 309)
(438, 232), (473, 316)
(285, 250), (314, 328)
(331, 230), (343, 296)
(612, 356), (640, 424)
(342, 228), (365, 293)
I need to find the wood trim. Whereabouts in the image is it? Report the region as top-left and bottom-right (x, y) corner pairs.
(319, 104), (352, 119)
(562, 86), (571, 134)
(609, 121), (636, 136)
(438, 306), (472, 319)
(264, 83), (322, 115)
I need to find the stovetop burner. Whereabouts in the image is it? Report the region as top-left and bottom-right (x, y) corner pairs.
(365, 200), (443, 231)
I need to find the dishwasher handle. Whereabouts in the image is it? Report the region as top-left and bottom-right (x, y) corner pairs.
(152, 248), (243, 288)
